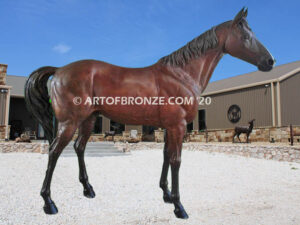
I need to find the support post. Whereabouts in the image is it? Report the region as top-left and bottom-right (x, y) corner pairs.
(4, 87), (11, 140)
(290, 124), (294, 146)
(271, 82), (276, 127)
(276, 82), (282, 127)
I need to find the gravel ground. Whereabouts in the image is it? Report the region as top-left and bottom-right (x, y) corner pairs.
(1, 150), (300, 225)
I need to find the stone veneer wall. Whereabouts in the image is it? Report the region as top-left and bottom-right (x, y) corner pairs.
(0, 125), (10, 140)
(0, 142), (49, 154)
(0, 126), (6, 139)
(153, 126), (300, 143)
(1, 141), (300, 163)
(0, 64), (8, 140)
(0, 64), (7, 85)
(115, 142), (300, 163)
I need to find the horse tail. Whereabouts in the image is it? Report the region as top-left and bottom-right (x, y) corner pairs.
(24, 66), (58, 144)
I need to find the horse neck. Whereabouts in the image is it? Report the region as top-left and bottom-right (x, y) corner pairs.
(182, 48), (224, 93)
(249, 123), (254, 130)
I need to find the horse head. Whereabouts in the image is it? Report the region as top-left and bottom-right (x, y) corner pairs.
(248, 119), (255, 124)
(224, 7), (275, 72)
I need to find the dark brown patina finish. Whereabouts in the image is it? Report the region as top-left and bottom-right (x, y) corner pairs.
(233, 119), (255, 143)
(25, 8), (274, 219)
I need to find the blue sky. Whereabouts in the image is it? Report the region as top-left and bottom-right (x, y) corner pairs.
(1, 0), (300, 82)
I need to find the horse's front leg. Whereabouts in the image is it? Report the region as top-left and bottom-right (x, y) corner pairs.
(159, 131), (172, 203)
(166, 122), (189, 219)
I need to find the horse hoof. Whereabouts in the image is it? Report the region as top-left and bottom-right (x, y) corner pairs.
(43, 202), (58, 215)
(84, 188), (96, 198)
(174, 207), (189, 219)
(163, 192), (172, 204)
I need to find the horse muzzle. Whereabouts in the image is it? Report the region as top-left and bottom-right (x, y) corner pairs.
(257, 57), (275, 72)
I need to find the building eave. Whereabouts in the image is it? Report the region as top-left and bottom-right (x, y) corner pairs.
(277, 67), (300, 82)
(10, 94), (24, 98)
(202, 67), (300, 96)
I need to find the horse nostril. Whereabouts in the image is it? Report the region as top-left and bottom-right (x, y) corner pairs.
(268, 59), (274, 66)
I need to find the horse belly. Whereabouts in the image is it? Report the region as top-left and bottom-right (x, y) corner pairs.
(98, 104), (161, 126)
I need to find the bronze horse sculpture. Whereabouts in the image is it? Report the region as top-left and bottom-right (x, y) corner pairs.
(25, 8), (274, 219)
(233, 119), (255, 143)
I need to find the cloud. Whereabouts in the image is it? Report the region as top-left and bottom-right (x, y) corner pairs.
(53, 43), (71, 54)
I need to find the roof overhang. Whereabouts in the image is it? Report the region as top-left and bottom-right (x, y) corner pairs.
(202, 67), (300, 96)
(10, 94), (24, 98)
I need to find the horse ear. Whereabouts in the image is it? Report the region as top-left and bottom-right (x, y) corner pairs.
(244, 8), (248, 17)
(232, 7), (248, 26)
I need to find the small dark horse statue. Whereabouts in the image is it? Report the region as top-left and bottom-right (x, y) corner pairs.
(104, 130), (115, 139)
(25, 8), (274, 219)
(233, 119), (255, 143)
(104, 124), (120, 142)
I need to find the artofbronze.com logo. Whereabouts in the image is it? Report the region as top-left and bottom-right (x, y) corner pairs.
(72, 96), (212, 106)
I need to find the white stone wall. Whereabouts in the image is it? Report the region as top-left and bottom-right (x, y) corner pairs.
(2, 141), (300, 163)
(115, 142), (300, 163)
(0, 142), (49, 154)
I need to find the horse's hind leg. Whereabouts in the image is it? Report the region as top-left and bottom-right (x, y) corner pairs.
(159, 130), (172, 203)
(41, 121), (77, 214)
(74, 114), (96, 198)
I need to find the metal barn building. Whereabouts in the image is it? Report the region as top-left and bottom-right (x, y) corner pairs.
(196, 60), (300, 131)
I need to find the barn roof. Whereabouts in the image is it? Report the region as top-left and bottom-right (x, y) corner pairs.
(6, 75), (27, 97)
(203, 60), (300, 95)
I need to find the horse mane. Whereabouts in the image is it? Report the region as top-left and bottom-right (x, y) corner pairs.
(158, 26), (219, 67)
